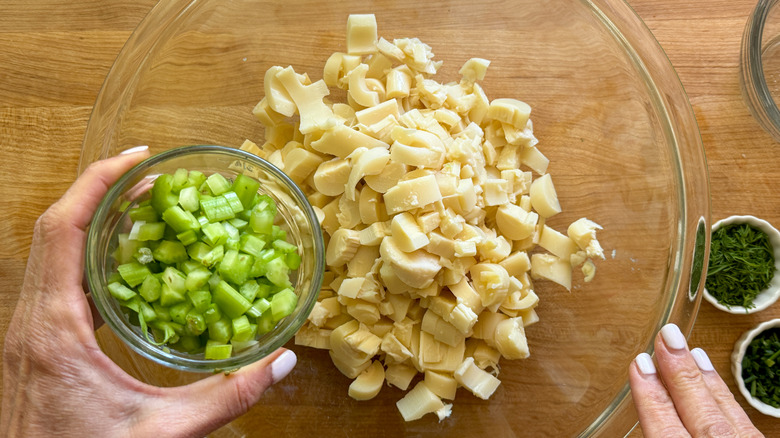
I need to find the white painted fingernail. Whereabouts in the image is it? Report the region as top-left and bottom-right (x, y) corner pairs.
(270, 350), (297, 384)
(691, 348), (714, 372)
(635, 352), (657, 375)
(120, 145), (149, 155)
(660, 323), (687, 350)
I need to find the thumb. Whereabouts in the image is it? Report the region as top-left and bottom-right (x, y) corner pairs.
(153, 348), (297, 436)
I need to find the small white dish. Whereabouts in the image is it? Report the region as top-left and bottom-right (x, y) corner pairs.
(732, 318), (780, 417)
(703, 215), (780, 314)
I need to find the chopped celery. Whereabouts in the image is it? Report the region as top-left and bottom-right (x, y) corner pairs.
(169, 301), (193, 325)
(223, 191), (245, 214)
(231, 174), (261, 210)
(204, 340), (232, 360)
(272, 239), (297, 253)
(212, 280), (252, 319)
(231, 315), (253, 342)
(153, 240), (188, 264)
(135, 222), (166, 242)
(139, 275), (162, 302)
(200, 196), (235, 222)
(162, 206), (200, 233)
(108, 282), (136, 301)
(187, 289), (211, 312)
(117, 262), (151, 287)
(206, 173), (231, 196)
(129, 205), (158, 223)
(107, 170), (301, 360)
(265, 256), (290, 287)
(150, 173), (179, 215)
(270, 288), (298, 321)
(240, 234), (266, 258)
(202, 222), (228, 247)
(218, 250), (253, 285)
(207, 316), (233, 343)
(185, 310), (206, 336)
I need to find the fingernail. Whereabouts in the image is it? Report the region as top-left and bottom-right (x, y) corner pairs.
(691, 348), (714, 372)
(635, 352), (657, 375)
(120, 145), (149, 155)
(270, 350), (297, 384)
(660, 323), (687, 350)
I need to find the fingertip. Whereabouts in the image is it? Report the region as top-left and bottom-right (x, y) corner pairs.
(270, 349), (297, 384)
(119, 145), (150, 156)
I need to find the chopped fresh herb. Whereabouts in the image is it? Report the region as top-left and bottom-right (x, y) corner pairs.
(706, 223), (775, 309)
(742, 328), (780, 408)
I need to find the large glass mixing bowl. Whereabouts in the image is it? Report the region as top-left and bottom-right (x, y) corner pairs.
(80, 0), (710, 436)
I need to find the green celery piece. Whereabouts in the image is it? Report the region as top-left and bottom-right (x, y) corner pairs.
(185, 310), (206, 336)
(124, 297), (157, 325)
(265, 256), (290, 287)
(108, 282), (137, 301)
(161, 267), (187, 292)
(218, 249), (253, 286)
(228, 218), (249, 230)
(254, 194), (277, 215)
(212, 280), (252, 319)
(231, 315), (253, 342)
(187, 170), (207, 188)
(203, 303), (222, 324)
(162, 205), (201, 233)
(201, 245), (225, 268)
(178, 186), (200, 212)
(169, 301), (193, 325)
(175, 335), (203, 353)
(226, 237), (240, 252)
(178, 260), (202, 275)
(231, 174), (261, 210)
(207, 272), (222, 290)
(286, 251), (302, 270)
(223, 221), (240, 240)
(272, 239), (297, 253)
(153, 302), (172, 321)
(159, 283), (186, 307)
(272, 225), (287, 241)
(129, 205), (159, 223)
(139, 274), (162, 302)
(222, 191), (244, 214)
(107, 272), (123, 285)
(187, 241), (212, 263)
(153, 240), (188, 264)
(270, 288), (297, 321)
(249, 208), (274, 235)
(197, 215), (210, 228)
(202, 222), (228, 247)
(206, 173), (232, 196)
(150, 320), (184, 344)
(117, 262), (152, 287)
(240, 234), (266, 258)
(204, 340), (232, 360)
(171, 168), (190, 192)
(151, 173), (179, 215)
(207, 316), (233, 343)
(239, 280), (260, 302)
(200, 196), (235, 222)
(247, 297), (270, 318)
(115, 233), (144, 264)
(136, 222), (166, 242)
(256, 309), (275, 335)
(185, 268), (212, 292)
(187, 289), (212, 313)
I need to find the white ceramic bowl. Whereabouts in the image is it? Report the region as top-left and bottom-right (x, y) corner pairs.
(703, 215), (780, 314)
(732, 318), (780, 417)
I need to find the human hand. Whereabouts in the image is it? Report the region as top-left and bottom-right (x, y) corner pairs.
(1, 146), (297, 438)
(630, 323), (763, 437)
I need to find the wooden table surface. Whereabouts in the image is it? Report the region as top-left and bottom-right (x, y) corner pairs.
(1, 0), (778, 436)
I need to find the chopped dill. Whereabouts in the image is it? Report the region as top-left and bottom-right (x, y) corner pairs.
(742, 328), (780, 408)
(706, 223), (774, 309)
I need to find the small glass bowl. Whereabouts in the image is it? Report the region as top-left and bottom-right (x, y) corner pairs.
(703, 215), (780, 314)
(732, 318), (780, 417)
(741, 0), (780, 142)
(85, 145), (324, 372)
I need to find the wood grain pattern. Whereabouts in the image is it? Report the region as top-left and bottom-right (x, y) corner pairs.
(1, 0), (779, 436)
